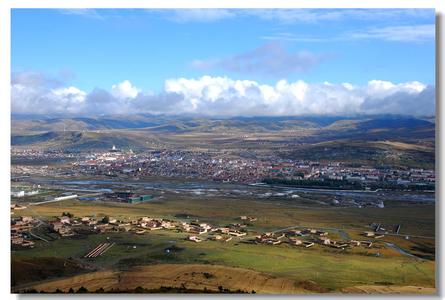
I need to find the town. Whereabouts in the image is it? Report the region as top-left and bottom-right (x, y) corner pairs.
(11, 147), (435, 190)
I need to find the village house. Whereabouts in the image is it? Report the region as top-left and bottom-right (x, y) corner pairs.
(96, 223), (114, 233)
(303, 241), (314, 248)
(51, 221), (64, 232)
(199, 223), (212, 230)
(208, 234), (223, 241)
(319, 237), (331, 245)
(289, 238), (303, 245)
(20, 216), (33, 223)
(58, 216), (71, 225)
(287, 229), (304, 236)
(212, 227), (230, 234)
(240, 216), (257, 222)
(11, 204), (27, 210)
(181, 222), (207, 234)
(14, 237), (35, 248)
(230, 223), (247, 229)
(140, 217), (152, 222)
(50, 220), (75, 236)
(58, 226), (75, 237)
(349, 240), (361, 247)
(360, 241), (373, 248)
(112, 221), (132, 230)
(228, 230), (247, 237)
(161, 220), (176, 229)
(11, 236), (24, 245)
(313, 230), (328, 236)
(186, 235), (202, 243)
(329, 242), (349, 249)
(223, 236), (233, 242)
(255, 233), (281, 245)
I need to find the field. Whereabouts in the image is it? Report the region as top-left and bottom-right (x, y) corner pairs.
(11, 190), (436, 294)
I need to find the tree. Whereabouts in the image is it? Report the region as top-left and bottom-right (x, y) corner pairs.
(62, 211), (74, 218)
(134, 286), (146, 293)
(77, 286), (89, 293)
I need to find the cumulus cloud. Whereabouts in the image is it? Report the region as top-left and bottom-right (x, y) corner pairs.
(191, 43), (327, 77)
(11, 73), (435, 117)
(111, 80), (140, 99)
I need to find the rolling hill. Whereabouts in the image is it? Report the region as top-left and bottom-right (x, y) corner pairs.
(11, 114), (435, 168)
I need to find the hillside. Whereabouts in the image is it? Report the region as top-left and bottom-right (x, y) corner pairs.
(10, 114), (435, 168)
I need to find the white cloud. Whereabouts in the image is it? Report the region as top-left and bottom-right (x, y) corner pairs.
(191, 43), (327, 77)
(58, 9), (105, 20)
(155, 9), (433, 24)
(347, 24), (435, 42)
(52, 86), (86, 102)
(11, 84), (88, 115)
(166, 9), (236, 23)
(111, 80), (140, 99)
(261, 24), (435, 43)
(11, 74), (435, 117)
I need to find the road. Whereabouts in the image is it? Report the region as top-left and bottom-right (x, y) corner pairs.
(28, 192), (104, 206)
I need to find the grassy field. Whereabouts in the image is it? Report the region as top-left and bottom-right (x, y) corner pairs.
(13, 229), (435, 293)
(11, 191), (436, 293)
(13, 194), (435, 237)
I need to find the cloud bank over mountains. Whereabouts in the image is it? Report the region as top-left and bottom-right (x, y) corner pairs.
(11, 72), (435, 117)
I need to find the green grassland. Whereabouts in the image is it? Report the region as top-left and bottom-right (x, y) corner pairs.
(13, 227), (435, 291)
(12, 192), (435, 292)
(13, 194), (435, 236)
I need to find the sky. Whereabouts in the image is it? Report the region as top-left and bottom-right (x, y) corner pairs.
(11, 9), (436, 116)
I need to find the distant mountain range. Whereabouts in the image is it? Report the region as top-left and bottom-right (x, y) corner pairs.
(11, 114), (435, 155)
(11, 113), (434, 132)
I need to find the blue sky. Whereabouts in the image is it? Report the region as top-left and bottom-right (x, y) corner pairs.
(10, 9), (436, 116)
(12, 8), (435, 92)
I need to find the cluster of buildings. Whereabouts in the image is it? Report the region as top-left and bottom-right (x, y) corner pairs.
(255, 228), (374, 250)
(11, 147), (435, 189)
(311, 166), (435, 186)
(11, 189), (40, 198)
(12, 210), (383, 256)
(10, 203), (27, 215)
(11, 149), (79, 160)
(11, 216), (36, 248)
